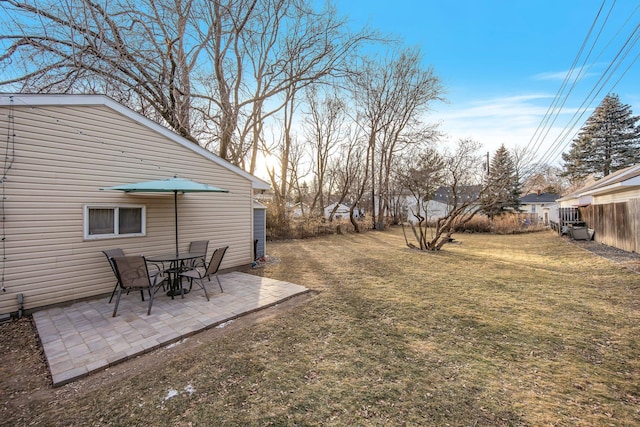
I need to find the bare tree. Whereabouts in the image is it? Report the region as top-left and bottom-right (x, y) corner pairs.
(1, 0), (377, 169)
(401, 139), (485, 251)
(199, 0), (258, 161)
(186, 0), (377, 167)
(0, 0), (208, 142)
(521, 164), (568, 195)
(325, 124), (366, 226)
(266, 85), (299, 225)
(301, 86), (347, 217)
(348, 47), (443, 230)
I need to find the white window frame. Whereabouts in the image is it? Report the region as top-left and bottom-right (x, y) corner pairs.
(84, 204), (146, 240)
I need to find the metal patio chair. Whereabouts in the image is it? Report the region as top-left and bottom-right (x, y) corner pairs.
(179, 246), (228, 300)
(186, 240), (209, 268)
(188, 240), (209, 259)
(103, 249), (163, 303)
(110, 255), (167, 317)
(103, 248), (132, 303)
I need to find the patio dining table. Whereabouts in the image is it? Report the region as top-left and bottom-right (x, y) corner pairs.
(146, 252), (203, 298)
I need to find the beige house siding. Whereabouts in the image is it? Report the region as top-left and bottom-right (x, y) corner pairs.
(559, 188), (640, 207)
(592, 189), (640, 205)
(0, 97), (259, 315)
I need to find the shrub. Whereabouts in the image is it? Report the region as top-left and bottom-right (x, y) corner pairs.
(490, 213), (548, 234)
(453, 215), (491, 233)
(266, 205), (371, 241)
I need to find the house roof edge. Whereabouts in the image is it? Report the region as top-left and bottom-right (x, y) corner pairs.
(0, 93), (271, 190)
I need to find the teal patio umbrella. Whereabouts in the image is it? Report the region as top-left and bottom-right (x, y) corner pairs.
(102, 177), (229, 255)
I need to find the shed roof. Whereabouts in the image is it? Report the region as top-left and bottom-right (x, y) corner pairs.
(0, 93), (270, 190)
(324, 202), (351, 210)
(519, 192), (559, 203)
(432, 185), (482, 204)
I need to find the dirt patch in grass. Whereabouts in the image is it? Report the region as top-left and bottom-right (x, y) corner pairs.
(1, 228), (639, 426)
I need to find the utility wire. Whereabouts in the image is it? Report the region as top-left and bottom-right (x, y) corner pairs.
(520, 0), (640, 179)
(520, 0), (611, 169)
(531, 19), (640, 171)
(521, 1), (616, 170)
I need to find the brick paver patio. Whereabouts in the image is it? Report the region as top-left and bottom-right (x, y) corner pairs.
(33, 271), (308, 386)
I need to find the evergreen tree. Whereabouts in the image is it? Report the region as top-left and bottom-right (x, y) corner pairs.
(561, 133), (592, 183)
(562, 94), (640, 182)
(481, 144), (521, 218)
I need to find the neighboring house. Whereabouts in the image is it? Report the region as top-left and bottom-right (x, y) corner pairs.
(324, 202), (349, 220)
(0, 94), (270, 317)
(519, 192), (559, 225)
(323, 202), (361, 220)
(406, 185), (482, 223)
(557, 164), (640, 252)
(289, 202), (309, 218)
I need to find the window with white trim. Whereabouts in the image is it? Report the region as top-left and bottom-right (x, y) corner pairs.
(84, 205), (146, 239)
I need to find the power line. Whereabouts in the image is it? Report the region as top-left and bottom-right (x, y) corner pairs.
(532, 18), (640, 171)
(520, 0), (612, 168)
(521, 0), (640, 178)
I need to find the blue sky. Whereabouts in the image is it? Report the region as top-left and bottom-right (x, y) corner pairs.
(332, 0), (640, 167)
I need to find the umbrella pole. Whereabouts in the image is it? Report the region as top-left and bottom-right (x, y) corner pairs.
(174, 191), (179, 256)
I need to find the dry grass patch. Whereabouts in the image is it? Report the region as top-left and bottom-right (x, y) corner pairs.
(1, 228), (639, 426)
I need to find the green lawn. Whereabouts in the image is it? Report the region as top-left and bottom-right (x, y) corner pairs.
(8, 228), (640, 425)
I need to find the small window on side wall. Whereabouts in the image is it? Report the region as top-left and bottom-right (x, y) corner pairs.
(84, 205), (146, 239)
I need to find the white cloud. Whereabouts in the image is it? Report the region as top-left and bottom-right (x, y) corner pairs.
(430, 94), (581, 165)
(533, 70), (573, 81)
(532, 65), (597, 82)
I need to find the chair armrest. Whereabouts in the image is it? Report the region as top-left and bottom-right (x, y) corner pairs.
(150, 273), (167, 287)
(148, 267), (162, 278)
(148, 261), (167, 275)
(179, 266), (204, 280)
(190, 257), (207, 270)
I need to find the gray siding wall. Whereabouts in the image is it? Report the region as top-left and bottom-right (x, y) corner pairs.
(0, 103), (254, 315)
(253, 207), (266, 259)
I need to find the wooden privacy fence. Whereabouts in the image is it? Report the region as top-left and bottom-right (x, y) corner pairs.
(579, 199), (640, 253)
